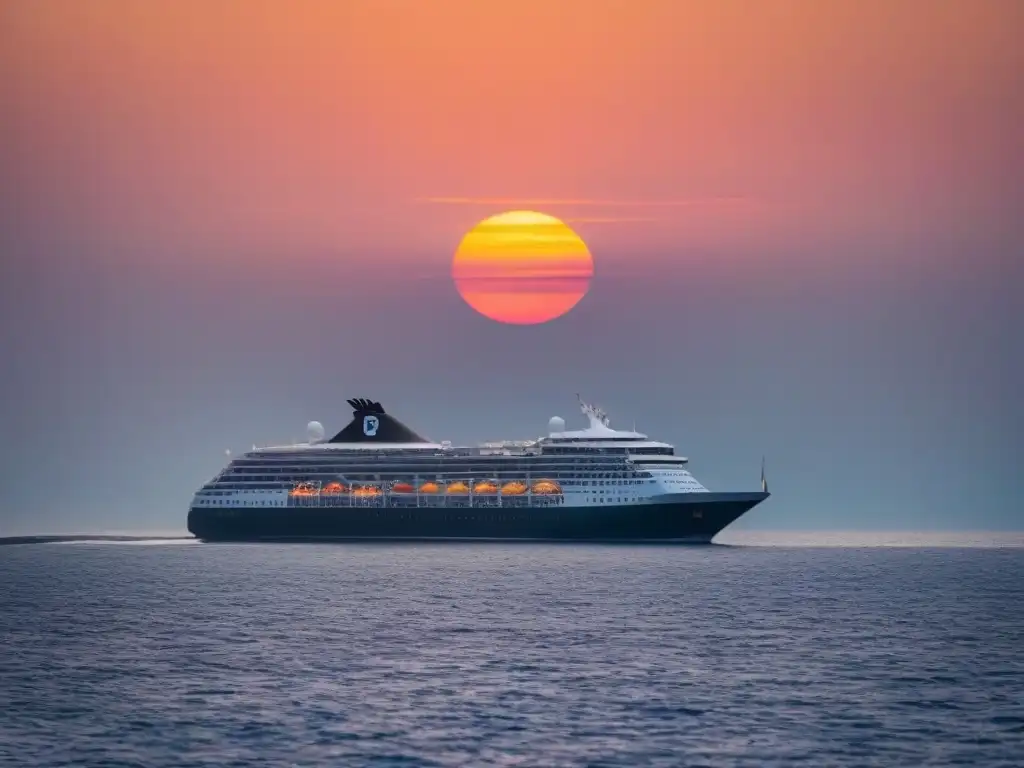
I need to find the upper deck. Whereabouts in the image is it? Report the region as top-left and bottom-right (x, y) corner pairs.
(243, 395), (679, 461)
(195, 396), (711, 503)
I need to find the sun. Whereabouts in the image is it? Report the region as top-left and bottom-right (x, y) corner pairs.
(451, 210), (594, 325)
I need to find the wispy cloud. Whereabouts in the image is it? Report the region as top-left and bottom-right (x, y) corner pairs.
(417, 196), (752, 208)
(564, 216), (662, 224)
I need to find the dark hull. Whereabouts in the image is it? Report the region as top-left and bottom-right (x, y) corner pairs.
(188, 492), (768, 544)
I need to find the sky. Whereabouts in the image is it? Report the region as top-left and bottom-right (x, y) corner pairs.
(0, 0), (1020, 534)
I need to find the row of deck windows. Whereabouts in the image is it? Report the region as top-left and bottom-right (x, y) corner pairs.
(203, 497), (645, 508)
(205, 477), (659, 492)
(220, 468), (658, 479)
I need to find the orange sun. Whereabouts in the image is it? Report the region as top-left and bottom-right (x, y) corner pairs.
(452, 210), (594, 325)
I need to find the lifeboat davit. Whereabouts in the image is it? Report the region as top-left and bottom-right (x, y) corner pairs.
(419, 481), (440, 493)
(321, 481), (346, 494)
(531, 480), (561, 495)
(501, 481), (527, 495)
(446, 481), (470, 494)
(473, 481), (499, 494)
(391, 482), (415, 494)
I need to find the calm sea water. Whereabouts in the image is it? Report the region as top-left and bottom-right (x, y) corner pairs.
(1, 536), (1022, 767)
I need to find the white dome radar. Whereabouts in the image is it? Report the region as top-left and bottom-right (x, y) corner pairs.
(306, 420), (326, 443)
(548, 416), (566, 435)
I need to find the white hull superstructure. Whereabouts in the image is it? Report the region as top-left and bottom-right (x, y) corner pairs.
(187, 397), (769, 543)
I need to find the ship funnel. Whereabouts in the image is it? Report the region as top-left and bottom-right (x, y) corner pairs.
(327, 398), (432, 444)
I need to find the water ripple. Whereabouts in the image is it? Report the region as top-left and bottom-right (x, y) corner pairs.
(0, 543), (1022, 766)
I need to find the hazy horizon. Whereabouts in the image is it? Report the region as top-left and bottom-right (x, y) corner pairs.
(4, 532), (1024, 549)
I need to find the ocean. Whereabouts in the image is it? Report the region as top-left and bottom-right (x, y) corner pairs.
(1, 535), (1022, 766)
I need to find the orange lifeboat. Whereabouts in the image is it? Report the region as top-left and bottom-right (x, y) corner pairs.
(531, 479), (561, 495)
(501, 481), (527, 495)
(321, 481), (346, 494)
(391, 482), (415, 494)
(352, 485), (382, 497)
(289, 482), (319, 497)
(446, 481), (470, 494)
(473, 481), (498, 494)
(419, 481), (440, 493)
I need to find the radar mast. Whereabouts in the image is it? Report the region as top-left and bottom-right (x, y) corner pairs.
(576, 394), (611, 428)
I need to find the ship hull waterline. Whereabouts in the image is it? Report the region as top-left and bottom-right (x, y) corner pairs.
(188, 491), (768, 544)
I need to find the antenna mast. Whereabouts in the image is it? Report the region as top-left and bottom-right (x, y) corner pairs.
(577, 395), (611, 427)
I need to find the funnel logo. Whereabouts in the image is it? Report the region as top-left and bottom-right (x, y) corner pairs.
(362, 415), (379, 437)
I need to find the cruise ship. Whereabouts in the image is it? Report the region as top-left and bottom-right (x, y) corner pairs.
(187, 396), (769, 543)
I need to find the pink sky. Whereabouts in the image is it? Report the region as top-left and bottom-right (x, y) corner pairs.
(0, 1), (1019, 534)
(1, 0), (1019, 278)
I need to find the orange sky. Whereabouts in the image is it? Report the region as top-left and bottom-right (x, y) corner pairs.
(1, 0), (1019, 273)
(0, 1), (1020, 535)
